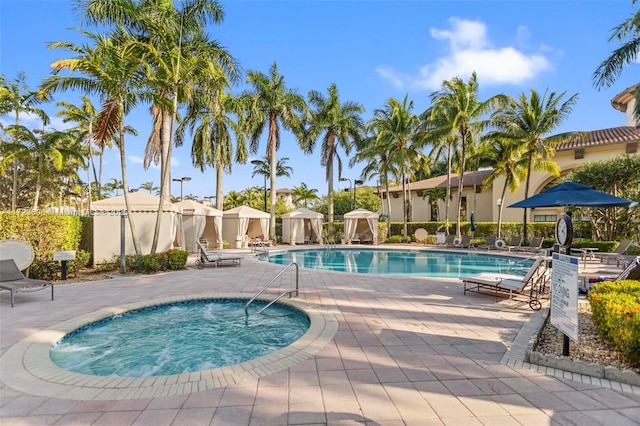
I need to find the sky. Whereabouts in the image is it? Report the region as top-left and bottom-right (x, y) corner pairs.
(1, 0), (639, 202)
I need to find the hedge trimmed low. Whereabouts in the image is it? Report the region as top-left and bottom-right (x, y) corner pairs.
(588, 280), (640, 364)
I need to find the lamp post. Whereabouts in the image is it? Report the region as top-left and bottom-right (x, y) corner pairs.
(172, 176), (191, 201)
(204, 195), (216, 206)
(340, 177), (353, 210)
(251, 160), (267, 211)
(354, 179), (363, 209)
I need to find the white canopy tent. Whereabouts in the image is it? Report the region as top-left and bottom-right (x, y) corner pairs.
(343, 208), (379, 245)
(281, 208), (323, 245)
(222, 205), (270, 248)
(173, 200), (223, 252)
(90, 192), (180, 265)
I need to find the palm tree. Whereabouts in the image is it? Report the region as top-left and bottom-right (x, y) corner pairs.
(476, 135), (528, 239)
(251, 155), (294, 180)
(426, 73), (505, 238)
(75, 0), (240, 252)
(351, 129), (399, 236)
(177, 72), (247, 211)
(103, 178), (123, 197)
(491, 89), (579, 238)
(44, 29), (149, 254)
(1, 125), (83, 210)
(245, 62), (307, 239)
(423, 186), (446, 224)
(56, 96), (99, 206)
(0, 72), (50, 210)
(292, 183), (319, 208)
(304, 83), (365, 228)
(223, 190), (245, 210)
(139, 181), (158, 194)
(593, 0), (640, 121)
(368, 96), (422, 240)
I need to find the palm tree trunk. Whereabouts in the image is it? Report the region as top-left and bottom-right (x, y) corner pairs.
(151, 108), (173, 254)
(456, 132), (466, 238)
(328, 159), (335, 231)
(215, 161), (224, 211)
(445, 143), (452, 236)
(269, 114), (277, 240)
(119, 112), (141, 256)
(385, 176), (391, 237)
(523, 154), (534, 241)
(498, 180), (508, 239)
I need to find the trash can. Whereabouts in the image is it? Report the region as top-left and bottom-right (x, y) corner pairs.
(235, 235), (242, 249)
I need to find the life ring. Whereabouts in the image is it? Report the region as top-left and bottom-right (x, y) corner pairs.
(495, 239), (507, 249)
(453, 237), (462, 246)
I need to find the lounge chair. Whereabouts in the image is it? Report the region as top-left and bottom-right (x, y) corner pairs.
(460, 256), (549, 310)
(195, 241), (242, 269)
(438, 234), (456, 248)
(478, 235), (497, 250)
(454, 235), (474, 249)
(594, 239), (633, 265)
(582, 256), (640, 293)
(505, 236), (523, 252)
(516, 236), (544, 253)
(361, 234), (373, 244)
(351, 233), (360, 244)
(0, 259), (54, 307)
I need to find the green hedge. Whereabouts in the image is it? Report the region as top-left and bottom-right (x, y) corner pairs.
(588, 280), (640, 363)
(125, 249), (188, 274)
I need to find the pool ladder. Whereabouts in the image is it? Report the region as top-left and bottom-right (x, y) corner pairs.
(244, 262), (299, 317)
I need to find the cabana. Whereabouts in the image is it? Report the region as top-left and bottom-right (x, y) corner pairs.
(281, 208), (323, 245)
(343, 208), (379, 245)
(222, 205), (270, 248)
(173, 200), (223, 252)
(90, 192), (180, 265)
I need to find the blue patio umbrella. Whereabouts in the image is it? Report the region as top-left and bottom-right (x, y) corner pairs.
(508, 181), (633, 209)
(470, 212), (477, 232)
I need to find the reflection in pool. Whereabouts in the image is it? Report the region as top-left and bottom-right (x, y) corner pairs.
(260, 248), (534, 278)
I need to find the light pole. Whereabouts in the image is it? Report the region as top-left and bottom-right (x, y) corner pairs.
(354, 179), (363, 209)
(204, 195), (216, 206)
(340, 177), (353, 210)
(172, 176), (191, 201)
(251, 160), (267, 211)
(496, 198), (503, 239)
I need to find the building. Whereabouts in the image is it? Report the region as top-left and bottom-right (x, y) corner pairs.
(381, 84), (640, 224)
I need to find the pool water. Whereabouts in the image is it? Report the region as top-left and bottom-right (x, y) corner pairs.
(261, 248), (534, 277)
(50, 299), (310, 377)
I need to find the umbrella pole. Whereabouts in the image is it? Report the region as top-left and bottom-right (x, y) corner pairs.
(562, 334), (570, 356)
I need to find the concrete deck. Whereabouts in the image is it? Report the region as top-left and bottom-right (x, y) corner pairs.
(2, 247), (639, 425)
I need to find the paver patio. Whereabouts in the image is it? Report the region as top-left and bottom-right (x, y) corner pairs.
(1, 248), (639, 425)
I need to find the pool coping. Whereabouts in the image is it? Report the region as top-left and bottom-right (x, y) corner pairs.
(0, 293), (338, 400)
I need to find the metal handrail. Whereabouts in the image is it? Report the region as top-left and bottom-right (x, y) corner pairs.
(244, 262), (299, 317)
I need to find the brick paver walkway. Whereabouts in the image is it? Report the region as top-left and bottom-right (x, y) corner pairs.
(2, 249), (639, 425)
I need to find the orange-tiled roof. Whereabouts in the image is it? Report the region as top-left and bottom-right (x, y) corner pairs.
(556, 126), (640, 151)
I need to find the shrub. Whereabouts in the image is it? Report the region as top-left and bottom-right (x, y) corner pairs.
(385, 235), (404, 243)
(125, 249), (188, 274)
(588, 280), (640, 363)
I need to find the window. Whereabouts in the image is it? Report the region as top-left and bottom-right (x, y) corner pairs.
(534, 214), (557, 222)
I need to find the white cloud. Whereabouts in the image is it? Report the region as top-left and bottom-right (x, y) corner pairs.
(378, 17), (553, 90)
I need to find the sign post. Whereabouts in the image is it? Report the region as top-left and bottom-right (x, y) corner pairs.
(53, 251), (76, 280)
(551, 252), (580, 355)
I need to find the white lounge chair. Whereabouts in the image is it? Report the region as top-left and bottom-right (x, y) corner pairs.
(195, 241), (242, 269)
(460, 257), (549, 310)
(0, 259), (54, 307)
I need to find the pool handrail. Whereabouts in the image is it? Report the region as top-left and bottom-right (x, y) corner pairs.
(245, 261), (299, 317)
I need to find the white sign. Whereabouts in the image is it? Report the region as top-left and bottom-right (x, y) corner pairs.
(436, 232), (445, 244)
(53, 250), (76, 261)
(551, 253), (579, 342)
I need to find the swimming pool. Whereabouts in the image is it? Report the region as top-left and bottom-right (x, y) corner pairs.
(50, 299), (310, 377)
(260, 247), (535, 277)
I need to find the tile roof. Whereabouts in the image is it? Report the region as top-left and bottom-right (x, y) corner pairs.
(556, 126), (640, 151)
(385, 169), (492, 193)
